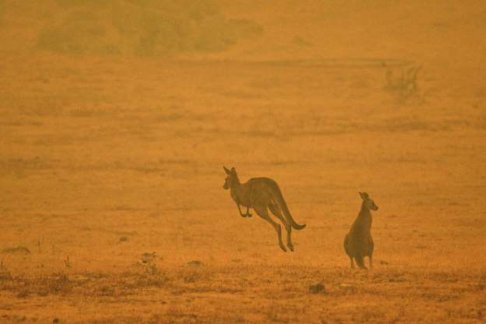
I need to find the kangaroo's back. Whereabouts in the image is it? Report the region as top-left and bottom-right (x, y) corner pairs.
(245, 177), (278, 203)
(249, 177), (306, 230)
(247, 177), (278, 188)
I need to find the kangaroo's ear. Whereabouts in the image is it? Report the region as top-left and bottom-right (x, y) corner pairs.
(359, 192), (368, 200)
(223, 166), (231, 175)
(231, 167), (236, 174)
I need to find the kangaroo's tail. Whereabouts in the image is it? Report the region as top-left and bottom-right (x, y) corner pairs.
(355, 255), (367, 269)
(272, 182), (306, 230)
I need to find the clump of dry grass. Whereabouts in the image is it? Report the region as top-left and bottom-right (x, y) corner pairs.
(2, 272), (72, 298)
(1, 246), (31, 255)
(0, 267), (170, 299)
(384, 64), (422, 104)
(187, 260), (203, 267)
(119, 236), (129, 243)
(0, 261), (12, 281)
(0, 252), (171, 299)
(308, 282), (326, 294)
(47, 273), (71, 293)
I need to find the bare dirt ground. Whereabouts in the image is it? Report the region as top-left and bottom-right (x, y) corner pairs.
(0, 1), (485, 323)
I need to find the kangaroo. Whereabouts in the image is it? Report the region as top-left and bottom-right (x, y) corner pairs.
(344, 192), (379, 269)
(223, 166), (306, 252)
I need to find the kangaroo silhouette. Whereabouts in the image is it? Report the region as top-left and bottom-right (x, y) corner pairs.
(223, 166), (306, 252)
(344, 192), (379, 269)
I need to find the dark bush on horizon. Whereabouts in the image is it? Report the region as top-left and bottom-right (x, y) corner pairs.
(37, 0), (262, 56)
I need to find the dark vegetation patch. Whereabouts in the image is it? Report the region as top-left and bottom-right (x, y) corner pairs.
(36, 0), (262, 56)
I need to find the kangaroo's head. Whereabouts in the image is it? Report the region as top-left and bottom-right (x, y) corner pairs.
(223, 166), (238, 190)
(359, 192), (379, 211)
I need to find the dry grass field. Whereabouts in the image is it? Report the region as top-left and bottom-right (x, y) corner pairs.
(0, 1), (485, 322)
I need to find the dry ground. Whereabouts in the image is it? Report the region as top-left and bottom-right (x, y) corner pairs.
(0, 1), (485, 323)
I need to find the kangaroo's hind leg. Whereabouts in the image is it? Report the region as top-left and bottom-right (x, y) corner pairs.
(269, 203), (293, 251)
(344, 234), (354, 268)
(368, 236), (374, 269)
(254, 205), (287, 252)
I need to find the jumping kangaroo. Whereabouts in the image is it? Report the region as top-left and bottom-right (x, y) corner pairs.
(223, 166), (306, 252)
(344, 192), (379, 269)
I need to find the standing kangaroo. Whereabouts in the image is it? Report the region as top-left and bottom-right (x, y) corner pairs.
(344, 192), (379, 269)
(223, 166), (306, 252)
